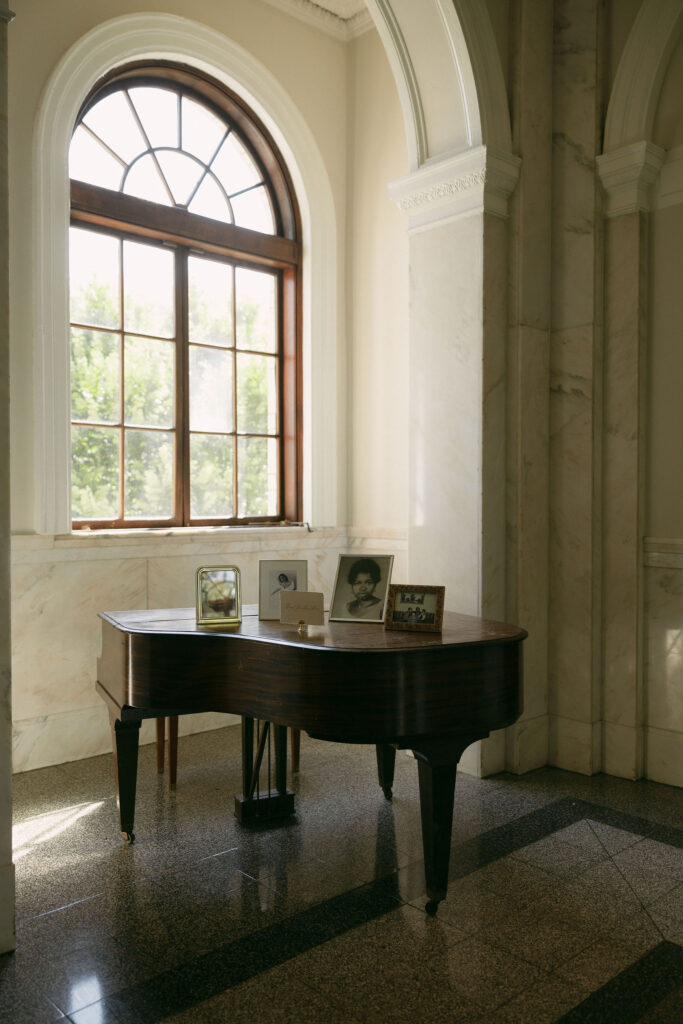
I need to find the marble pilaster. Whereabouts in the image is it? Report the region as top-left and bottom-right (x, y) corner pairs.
(390, 146), (519, 776)
(0, 0), (14, 956)
(504, 0), (553, 774)
(548, 0), (603, 775)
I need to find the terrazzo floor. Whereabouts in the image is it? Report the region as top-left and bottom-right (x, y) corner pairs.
(3, 725), (683, 1022)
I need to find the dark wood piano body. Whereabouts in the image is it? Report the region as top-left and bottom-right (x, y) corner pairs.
(97, 607), (526, 911)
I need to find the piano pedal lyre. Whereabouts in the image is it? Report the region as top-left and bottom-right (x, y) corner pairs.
(234, 717), (295, 825)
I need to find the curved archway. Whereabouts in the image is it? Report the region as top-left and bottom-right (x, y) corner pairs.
(604, 0), (683, 153)
(33, 12), (340, 532)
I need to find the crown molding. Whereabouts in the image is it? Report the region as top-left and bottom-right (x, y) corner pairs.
(261, 0), (372, 40)
(389, 145), (520, 230)
(596, 141), (666, 216)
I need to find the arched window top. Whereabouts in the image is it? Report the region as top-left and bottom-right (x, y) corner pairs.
(69, 64), (300, 239)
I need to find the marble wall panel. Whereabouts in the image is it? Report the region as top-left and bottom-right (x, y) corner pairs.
(645, 564), (683, 734)
(549, 323), (600, 727)
(550, 714), (600, 775)
(11, 557), (147, 719)
(646, 727), (683, 789)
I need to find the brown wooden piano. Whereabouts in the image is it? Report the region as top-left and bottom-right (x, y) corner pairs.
(96, 606), (526, 913)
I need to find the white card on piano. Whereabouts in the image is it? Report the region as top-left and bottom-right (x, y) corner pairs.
(280, 590), (325, 626)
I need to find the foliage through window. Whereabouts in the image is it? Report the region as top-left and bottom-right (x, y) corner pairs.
(69, 65), (301, 527)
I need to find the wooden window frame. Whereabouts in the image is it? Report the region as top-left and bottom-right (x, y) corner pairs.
(70, 63), (302, 529)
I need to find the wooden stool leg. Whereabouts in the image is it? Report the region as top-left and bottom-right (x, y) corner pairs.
(168, 715), (178, 788)
(290, 727), (300, 773)
(156, 717), (165, 773)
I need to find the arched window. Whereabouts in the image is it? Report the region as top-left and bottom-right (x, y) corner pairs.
(68, 63), (301, 527)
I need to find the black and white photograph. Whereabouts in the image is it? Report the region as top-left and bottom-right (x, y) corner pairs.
(196, 566), (242, 626)
(384, 583), (445, 633)
(329, 554), (394, 623)
(258, 559), (308, 619)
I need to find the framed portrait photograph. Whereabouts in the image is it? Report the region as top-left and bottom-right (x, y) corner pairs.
(384, 584), (445, 633)
(196, 566), (242, 626)
(329, 554), (394, 624)
(258, 559), (308, 620)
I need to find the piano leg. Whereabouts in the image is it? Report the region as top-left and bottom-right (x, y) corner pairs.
(111, 717), (141, 842)
(411, 732), (487, 914)
(376, 743), (396, 799)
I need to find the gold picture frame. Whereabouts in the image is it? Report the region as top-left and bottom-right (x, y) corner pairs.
(384, 584), (445, 633)
(196, 566), (242, 627)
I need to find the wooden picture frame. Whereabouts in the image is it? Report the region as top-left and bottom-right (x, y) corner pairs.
(258, 559), (308, 620)
(196, 566), (242, 626)
(384, 584), (445, 632)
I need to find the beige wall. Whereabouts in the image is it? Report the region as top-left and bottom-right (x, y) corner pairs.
(347, 28), (409, 531)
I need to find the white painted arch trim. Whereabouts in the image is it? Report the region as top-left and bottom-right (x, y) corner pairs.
(604, 0), (683, 153)
(33, 12), (340, 534)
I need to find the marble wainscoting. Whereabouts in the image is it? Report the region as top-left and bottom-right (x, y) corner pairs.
(644, 538), (683, 788)
(11, 527), (407, 773)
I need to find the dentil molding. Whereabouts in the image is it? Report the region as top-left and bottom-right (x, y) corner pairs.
(389, 146), (521, 230)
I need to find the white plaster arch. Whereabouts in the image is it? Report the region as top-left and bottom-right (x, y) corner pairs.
(33, 12), (340, 534)
(365, 0), (511, 168)
(604, 0), (683, 153)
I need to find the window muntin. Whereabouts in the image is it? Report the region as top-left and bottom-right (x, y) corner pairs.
(70, 83), (275, 233)
(68, 66), (301, 528)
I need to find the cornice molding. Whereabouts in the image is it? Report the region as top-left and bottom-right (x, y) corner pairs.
(596, 141), (666, 216)
(652, 144), (683, 210)
(0, 7), (15, 23)
(389, 146), (520, 230)
(261, 0), (372, 40)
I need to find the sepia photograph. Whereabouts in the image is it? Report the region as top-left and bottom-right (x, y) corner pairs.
(329, 554), (394, 623)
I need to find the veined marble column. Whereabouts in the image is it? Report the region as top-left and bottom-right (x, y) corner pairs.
(548, 0), (604, 774)
(0, 0), (15, 955)
(390, 145), (519, 776)
(597, 141), (665, 779)
(505, 0), (553, 774)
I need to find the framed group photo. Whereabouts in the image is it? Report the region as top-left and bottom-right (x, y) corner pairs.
(196, 566), (242, 626)
(329, 554), (394, 623)
(384, 584), (445, 633)
(258, 559), (308, 620)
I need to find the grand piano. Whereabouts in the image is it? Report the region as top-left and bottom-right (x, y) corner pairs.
(97, 606), (526, 912)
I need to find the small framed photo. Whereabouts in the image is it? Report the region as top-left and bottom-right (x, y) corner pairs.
(196, 566), (241, 626)
(329, 554), (394, 623)
(384, 584), (445, 632)
(258, 560), (308, 620)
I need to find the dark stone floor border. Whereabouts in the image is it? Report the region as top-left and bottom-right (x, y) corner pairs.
(67, 796), (683, 1023)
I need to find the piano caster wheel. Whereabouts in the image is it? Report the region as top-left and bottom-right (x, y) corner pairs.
(122, 831), (135, 844)
(425, 900), (440, 916)
(382, 787), (393, 800)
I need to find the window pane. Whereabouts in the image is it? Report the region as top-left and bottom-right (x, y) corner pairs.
(237, 436), (278, 518)
(190, 434), (234, 518)
(71, 329), (120, 423)
(70, 228), (120, 329)
(237, 353), (277, 435)
(124, 337), (174, 427)
(71, 425), (120, 519)
(124, 429), (174, 519)
(231, 185), (275, 235)
(181, 96), (227, 163)
(69, 126), (124, 191)
(235, 268), (277, 353)
(189, 346), (233, 432)
(156, 150), (204, 207)
(123, 241), (175, 338)
(211, 133), (260, 194)
(123, 154), (172, 206)
(128, 87), (178, 150)
(187, 174), (231, 223)
(188, 256), (232, 347)
(82, 92), (147, 164)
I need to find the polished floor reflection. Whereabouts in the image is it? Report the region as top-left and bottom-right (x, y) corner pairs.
(3, 725), (683, 1022)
